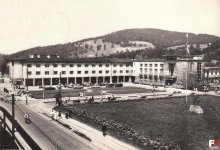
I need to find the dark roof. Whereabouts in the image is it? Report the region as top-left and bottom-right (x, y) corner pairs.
(133, 59), (166, 62)
(10, 57), (133, 63)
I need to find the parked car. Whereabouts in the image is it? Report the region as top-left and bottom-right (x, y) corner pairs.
(91, 84), (101, 88)
(105, 83), (115, 87)
(45, 87), (56, 90)
(73, 84), (83, 89)
(67, 84), (73, 88)
(115, 83), (123, 87)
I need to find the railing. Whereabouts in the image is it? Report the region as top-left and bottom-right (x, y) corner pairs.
(0, 106), (41, 150)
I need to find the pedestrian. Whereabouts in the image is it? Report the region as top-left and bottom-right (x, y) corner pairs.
(50, 109), (55, 121)
(68, 109), (72, 118)
(102, 122), (107, 137)
(65, 111), (69, 119)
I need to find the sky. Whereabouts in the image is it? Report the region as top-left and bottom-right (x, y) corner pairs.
(0, 0), (220, 54)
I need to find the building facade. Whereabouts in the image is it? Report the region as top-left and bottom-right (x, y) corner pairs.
(133, 55), (204, 86)
(8, 55), (134, 86)
(8, 55), (205, 87)
(204, 67), (220, 85)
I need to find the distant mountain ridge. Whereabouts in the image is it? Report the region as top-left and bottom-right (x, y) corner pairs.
(8, 28), (220, 59)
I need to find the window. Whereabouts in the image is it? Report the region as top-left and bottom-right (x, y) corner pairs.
(69, 64), (74, 67)
(85, 64), (88, 67)
(77, 64), (81, 67)
(160, 69), (163, 72)
(145, 68), (148, 73)
(154, 64), (158, 67)
(140, 68), (143, 73)
(36, 71), (41, 75)
(149, 64), (152, 67)
(53, 64), (58, 67)
(113, 70), (117, 73)
(27, 64), (32, 67)
(45, 71), (49, 75)
(155, 69), (158, 71)
(53, 71), (58, 75)
(106, 70), (109, 74)
(92, 64), (95, 67)
(92, 71), (95, 74)
(62, 64), (66, 67)
(106, 64), (109, 67)
(145, 64), (148, 67)
(113, 64), (117, 67)
(62, 71), (66, 74)
(126, 70), (129, 73)
(99, 70), (102, 74)
(70, 71), (74, 74)
(36, 64), (41, 67)
(126, 64), (129, 67)
(120, 70), (123, 73)
(120, 64), (123, 67)
(140, 64), (143, 67)
(77, 71), (81, 74)
(160, 64), (163, 67)
(45, 64), (49, 67)
(85, 71), (88, 74)
(99, 64), (102, 67)
(27, 71), (32, 75)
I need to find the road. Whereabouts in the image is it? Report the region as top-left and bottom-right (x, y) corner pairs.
(0, 100), (100, 150)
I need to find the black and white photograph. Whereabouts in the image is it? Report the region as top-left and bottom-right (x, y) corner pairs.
(0, 0), (220, 149)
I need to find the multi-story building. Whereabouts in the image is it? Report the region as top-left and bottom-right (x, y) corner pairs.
(8, 54), (205, 87)
(204, 67), (220, 85)
(8, 55), (134, 86)
(133, 55), (204, 86)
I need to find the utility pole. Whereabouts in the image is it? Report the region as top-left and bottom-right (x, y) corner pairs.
(12, 94), (15, 138)
(185, 34), (189, 106)
(42, 77), (45, 99)
(26, 67), (28, 105)
(59, 72), (62, 94)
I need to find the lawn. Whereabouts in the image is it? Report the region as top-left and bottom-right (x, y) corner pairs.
(31, 86), (155, 99)
(62, 95), (220, 150)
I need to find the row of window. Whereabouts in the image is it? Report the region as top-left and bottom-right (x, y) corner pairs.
(210, 71), (220, 75)
(140, 68), (163, 72)
(140, 63), (163, 67)
(27, 63), (132, 68)
(27, 70), (131, 75)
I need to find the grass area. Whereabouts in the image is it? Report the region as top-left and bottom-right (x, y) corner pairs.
(31, 86), (155, 99)
(69, 95), (220, 150)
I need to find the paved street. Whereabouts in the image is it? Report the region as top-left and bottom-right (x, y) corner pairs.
(0, 82), (139, 150)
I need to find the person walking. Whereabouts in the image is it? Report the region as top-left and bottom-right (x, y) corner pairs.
(102, 122), (107, 137)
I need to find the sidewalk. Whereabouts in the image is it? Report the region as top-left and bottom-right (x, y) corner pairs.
(26, 100), (139, 150)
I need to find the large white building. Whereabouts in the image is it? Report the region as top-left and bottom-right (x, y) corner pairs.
(8, 55), (134, 86)
(8, 54), (205, 87)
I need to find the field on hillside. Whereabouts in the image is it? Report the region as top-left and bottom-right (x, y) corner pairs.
(31, 86), (154, 99)
(63, 95), (220, 150)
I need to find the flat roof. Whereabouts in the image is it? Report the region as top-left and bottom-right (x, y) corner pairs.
(10, 58), (133, 63)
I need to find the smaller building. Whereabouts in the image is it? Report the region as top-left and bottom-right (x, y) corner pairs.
(204, 67), (220, 85)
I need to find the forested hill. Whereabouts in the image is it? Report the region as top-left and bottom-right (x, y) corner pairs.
(8, 28), (220, 59)
(101, 28), (220, 47)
